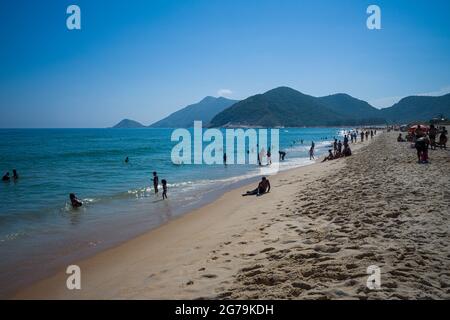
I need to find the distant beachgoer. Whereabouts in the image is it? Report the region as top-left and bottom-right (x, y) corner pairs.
(439, 129), (448, 149)
(125, 157), (129, 163)
(429, 125), (437, 150)
(360, 131), (364, 142)
(311, 141), (315, 149)
(397, 133), (405, 142)
(152, 171), (159, 193)
(223, 153), (227, 166)
(2, 172), (10, 182)
(343, 145), (352, 157)
(267, 148), (272, 165)
(344, 135), (349, 147)
(415, 126), (428, 163)
(370, 130), (374, 139)
(242, 177), (271, 196)
(161, 179), (168, 199)
(279, 151), (286, 161)
(259, 148), (265, 166)
(365, 131), (369, 140)
(300, 139), (304, 144)
(309, 146), (315, 160)
(333, 139), (338, 152)
(69, 193), (82, 208)
(12, 169), (18, 180)
(337, 140), (342, 153)
(322, 150), (334, 162)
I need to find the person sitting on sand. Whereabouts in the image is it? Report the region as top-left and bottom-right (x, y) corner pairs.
(343, 145), (352, 157)
(322, 150), (334, 162)
(69, 193), (82, 208)
(242, 177), (271, 196)
(161, 179), (168, 199)
(2, 172), (10, 182)
(397, 133), (405, 142)
(152, 171), (159, 193)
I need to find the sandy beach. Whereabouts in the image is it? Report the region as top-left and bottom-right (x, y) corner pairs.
(14, 131), (450, 299)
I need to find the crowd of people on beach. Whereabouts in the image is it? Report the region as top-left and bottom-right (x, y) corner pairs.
(397, 124), (447, 164)
(242, 128), (377, 197)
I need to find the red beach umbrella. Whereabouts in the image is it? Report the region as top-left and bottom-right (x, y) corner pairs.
(409, 124), (429, 133)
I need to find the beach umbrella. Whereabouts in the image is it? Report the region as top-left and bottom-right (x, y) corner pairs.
(409, 124), (429, 132)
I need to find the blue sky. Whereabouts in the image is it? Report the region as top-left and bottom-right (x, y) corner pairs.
(1, 0), (449, 128)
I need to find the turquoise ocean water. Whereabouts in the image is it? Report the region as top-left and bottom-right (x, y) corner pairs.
(0, 127), (348, 296)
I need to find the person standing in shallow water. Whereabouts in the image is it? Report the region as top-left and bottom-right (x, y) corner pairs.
(152, 171), (159, 194)
(12, 169), (18, 180)
(223, 153), (227, 166)
(161, 179), (168, 199)
(309, 145), (315, 160)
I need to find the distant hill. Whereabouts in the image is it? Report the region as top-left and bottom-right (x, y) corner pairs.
(150, 96), (238, 128)
(380, 94), (450, 123)
(318, 93), (385, 124)
(113, 89), (450, 129)
(112, 119), (146, 128)
(210, 87), (382, 127)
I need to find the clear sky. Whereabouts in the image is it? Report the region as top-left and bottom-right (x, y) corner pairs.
(1, 0), (449, 128)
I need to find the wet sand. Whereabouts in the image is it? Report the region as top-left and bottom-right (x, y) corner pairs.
(15, 132), (450, 299)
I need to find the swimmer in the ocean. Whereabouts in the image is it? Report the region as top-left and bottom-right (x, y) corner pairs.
(69, 193), (83, 208)
(2, 172), (10, 182)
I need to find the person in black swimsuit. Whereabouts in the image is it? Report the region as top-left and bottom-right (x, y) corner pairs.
(242, 177), (271, 196)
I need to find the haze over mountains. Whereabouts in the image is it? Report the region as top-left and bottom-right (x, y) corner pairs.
(113, 87), (450, 128)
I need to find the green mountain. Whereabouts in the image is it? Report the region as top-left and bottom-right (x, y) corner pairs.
(150, 96), (238, 128)
(318, 93), (384, 123)
(112, 119), (146, 128)
(210, 87), (382, 127)
(113, 89), (450, 129)
(380, 94), (450, 123)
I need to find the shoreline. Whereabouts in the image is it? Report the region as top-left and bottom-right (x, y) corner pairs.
(1, 146), (321, 298)
(13, 135), (375, 299)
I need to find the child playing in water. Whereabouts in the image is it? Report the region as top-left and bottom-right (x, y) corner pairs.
(161, 179), (168, 199)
